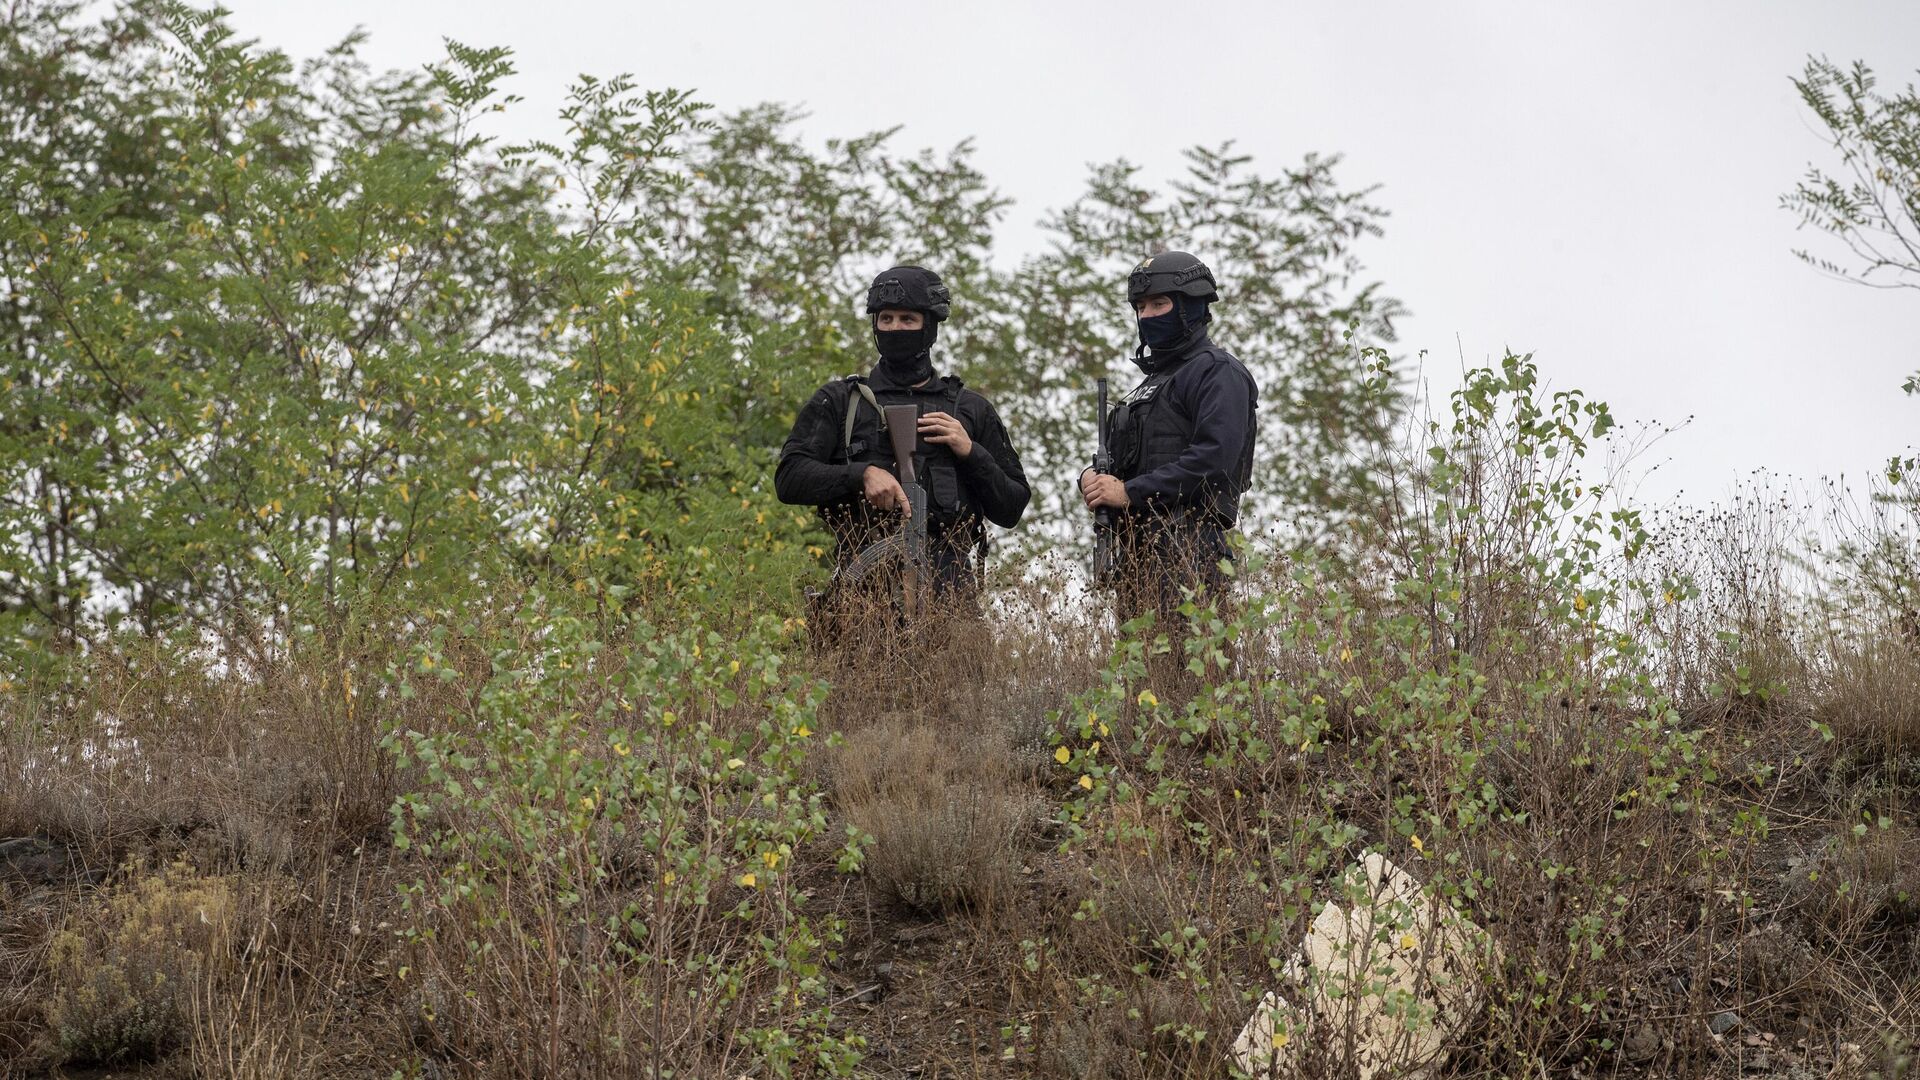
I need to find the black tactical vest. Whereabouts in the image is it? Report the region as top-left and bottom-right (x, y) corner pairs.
(834, 376), (977, 536)
(1106, 354), (1254, 525)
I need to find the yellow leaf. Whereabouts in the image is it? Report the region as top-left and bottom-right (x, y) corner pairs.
(1054, 746), (1071, 765)
(762, 851), (780, 869)
(1137, 689), (1158, 708)
(1399, 933), (1418, 950)
(613, 742), (630, 757)
(662, 871), (675, 886)
(738, 873), (756, 888)
(1410, 834), (1425, 853)
(794, 724), (812, 739)
(727, 758), (745, 770)
(1339, 646), (1353, 663)
(1078, 775), (1094, 790)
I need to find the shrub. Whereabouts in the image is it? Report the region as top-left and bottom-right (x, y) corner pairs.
(46, 863), (234, 1065)
(1820, 634), (1920, 760)
(1028, 354), (1728, 1077)
(833, 719), (1031, 915)
(386, 591), (862, 1077)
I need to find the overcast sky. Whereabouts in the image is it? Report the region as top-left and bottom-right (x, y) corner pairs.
(216, 0), (1918, 507)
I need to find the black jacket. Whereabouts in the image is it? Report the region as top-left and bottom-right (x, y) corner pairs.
(1107, 333), (1257, 527)
(775, 363), (1029, 559)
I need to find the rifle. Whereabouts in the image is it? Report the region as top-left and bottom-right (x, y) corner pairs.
(802, 403), (930, 641)
(883, 403), (929, 619)
(1091, 378), (1116, 585)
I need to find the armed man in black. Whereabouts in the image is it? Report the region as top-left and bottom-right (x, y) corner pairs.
(1080, 251), (1257, 626)
(776, 265), (1030, 607)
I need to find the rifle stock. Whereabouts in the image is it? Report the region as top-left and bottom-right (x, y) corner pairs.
(884, 404), (929, 618)
(1091, 378), (1116, 585)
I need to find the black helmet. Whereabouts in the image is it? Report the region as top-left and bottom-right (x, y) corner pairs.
(865, 265), (951, 322)
(1126, 250), (1219, 306)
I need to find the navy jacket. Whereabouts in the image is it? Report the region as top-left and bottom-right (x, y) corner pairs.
(1108, 333), (1257, 528)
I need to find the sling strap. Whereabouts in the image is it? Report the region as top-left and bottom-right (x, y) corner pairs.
(842, 379), (883, 452)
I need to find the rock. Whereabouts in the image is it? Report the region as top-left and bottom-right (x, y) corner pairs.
(1230, 852), (1500, 1079)
(0, 835), (81, 886)
(1230, 991), (1305, 1076)
(840, 982), (886, 1005)
(0, 836), (51, 862)
(1710, 1011), (1741, 1036)
(1622, 1023), (1662, 1065)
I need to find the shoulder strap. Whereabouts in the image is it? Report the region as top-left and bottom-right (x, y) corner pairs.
(842, 377), (882, 452)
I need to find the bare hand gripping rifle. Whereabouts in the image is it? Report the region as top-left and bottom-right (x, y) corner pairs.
(812, 403), (929, 620)
(1091, 378), (1116, 585)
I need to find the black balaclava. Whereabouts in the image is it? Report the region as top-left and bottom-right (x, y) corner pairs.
(1134, 294), (1210, 372)
(874, 315), (937, 385)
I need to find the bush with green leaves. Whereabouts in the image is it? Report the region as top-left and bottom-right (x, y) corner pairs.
(385, 590), (862, 1077)
(1027, 354), (1736, 1077)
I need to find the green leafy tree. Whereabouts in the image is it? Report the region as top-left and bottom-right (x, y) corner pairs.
(969, 145), (1406, 553)
(2, 2), (1406, 651)
(2, 7), (580, 657)
(470, 90), (1012, 609)
(1782, 56), (1920, 394)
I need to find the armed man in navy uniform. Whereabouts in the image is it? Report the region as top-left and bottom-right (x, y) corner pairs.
(776, 265), (1030, 606)
(1079, 251), (1258, 627)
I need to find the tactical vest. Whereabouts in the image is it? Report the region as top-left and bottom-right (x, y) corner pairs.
(833, 375), (979, 538)
(1107, 355), (1253, 525)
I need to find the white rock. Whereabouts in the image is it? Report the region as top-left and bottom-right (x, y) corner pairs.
(1229, 990), (1305, 1076)
(1229, 852), (1497, 1079)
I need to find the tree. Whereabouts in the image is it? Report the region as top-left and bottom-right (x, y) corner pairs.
(1782, 56), (1920, 393)
(1, 1), (1407, 650)
(969, 145), (1405, 553)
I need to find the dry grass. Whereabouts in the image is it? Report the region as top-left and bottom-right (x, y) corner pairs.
(3, 509), (1919, 1078)
(1820, 634), (1920, 761)
(832, 717), (1037, 916)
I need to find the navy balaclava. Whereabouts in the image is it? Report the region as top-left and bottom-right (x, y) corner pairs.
(1134, 294), (1210, 371)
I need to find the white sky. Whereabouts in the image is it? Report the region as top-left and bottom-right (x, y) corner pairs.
(217, 0), (1920, 507)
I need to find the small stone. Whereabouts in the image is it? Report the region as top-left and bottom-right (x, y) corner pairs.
(0, 836), (51, 861)
(1709, 1011), (1741, 1035)
(1622, 1023), (1661, 1064)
